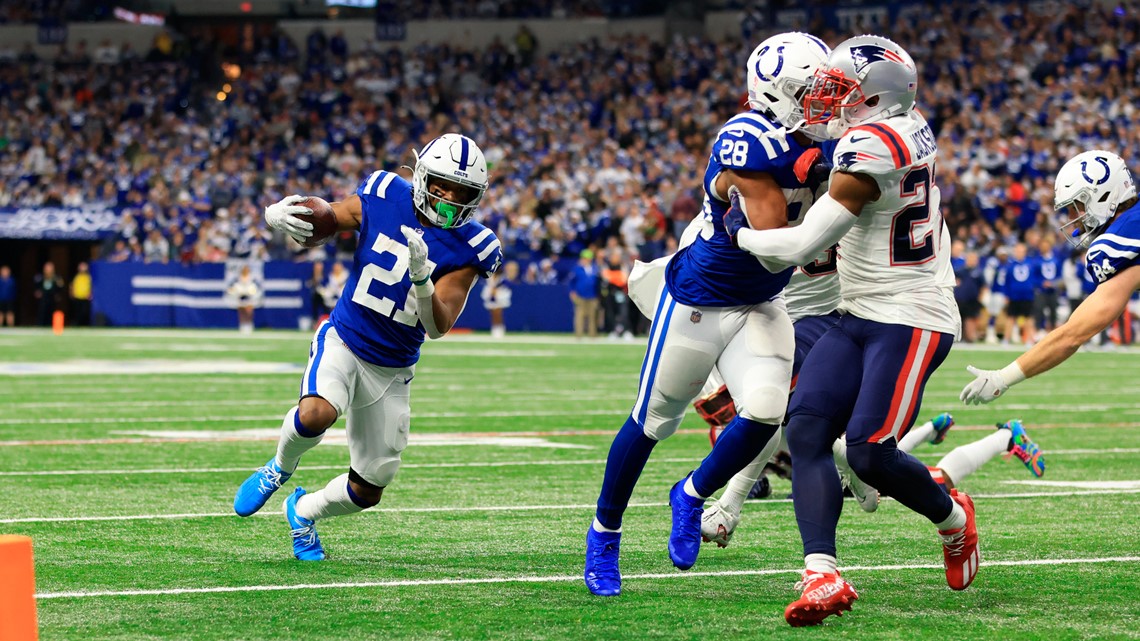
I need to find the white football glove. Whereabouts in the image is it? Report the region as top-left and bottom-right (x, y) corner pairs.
(400, 225), (432, 284)
(959, 365), (1010, 405)
(264, 195), (314, 243)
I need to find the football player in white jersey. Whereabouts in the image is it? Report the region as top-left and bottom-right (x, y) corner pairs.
(961, 150), (1140, 403)
(702, 35), (976, 625)
(585, 32), (832, 597)
(232, 134), (502, 560)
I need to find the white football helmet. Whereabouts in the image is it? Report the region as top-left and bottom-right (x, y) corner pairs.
(412, 133), (489, 228)
(1055, 150), (1136, 248)
(803, 34), (917, 138)
(746, 32), (832, 140)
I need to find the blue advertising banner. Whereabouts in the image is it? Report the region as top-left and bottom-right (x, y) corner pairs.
(0, 206), (120, 240)
(91, 261), (577, 332)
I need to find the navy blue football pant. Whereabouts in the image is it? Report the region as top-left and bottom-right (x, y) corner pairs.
(792, 311), (841, 384)
(786, 314), (955, 558)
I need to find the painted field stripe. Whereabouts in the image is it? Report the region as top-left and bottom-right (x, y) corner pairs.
(3, 448), (1136, 478)
(6, 489), (1140, 525)
(35, 556), (1140, 599)
(0, 457), (703, 477)
(4, 421), (1140, 447)
(0, 408), (634, 426)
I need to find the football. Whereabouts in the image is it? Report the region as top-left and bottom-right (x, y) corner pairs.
(293, 196), (337, 247)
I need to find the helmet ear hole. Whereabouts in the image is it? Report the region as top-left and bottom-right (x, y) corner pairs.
(1099, 192), (1111, 202)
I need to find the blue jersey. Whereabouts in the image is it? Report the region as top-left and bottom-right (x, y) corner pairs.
(1036, 251), (1064, 291)
(1086, 201), (1140, 284)
(665, 111), (813, 307)
(1001, 257), (1036, 302)
(330, 170), (502, 368)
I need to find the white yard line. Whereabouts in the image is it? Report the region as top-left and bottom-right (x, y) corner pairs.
(0, 457), (702, 477)
(6, 488), (1140, 525)
(0, 408), (631, 426)
(2, 448), (1135, 477)
(34, 556), (1140, 600)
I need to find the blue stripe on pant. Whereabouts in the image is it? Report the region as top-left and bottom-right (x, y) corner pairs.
(302, 321), (333, 397)
(632, 291), (676, 427)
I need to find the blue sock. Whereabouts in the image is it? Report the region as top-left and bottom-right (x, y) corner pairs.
(786, 413), (844, 557)
(595, 415), (658, 530)
(690, 415), (779, 498)
(294, 409), (322, 438)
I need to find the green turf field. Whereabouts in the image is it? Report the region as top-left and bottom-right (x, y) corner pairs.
(2, 328), (1139, 640)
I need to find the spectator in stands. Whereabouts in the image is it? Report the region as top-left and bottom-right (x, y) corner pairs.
(0, 265), (14, 327)
(569, 249), (600, 338)
(70, 262), (92, 327)
(319, 262), (349, 312)
(33, 262), (65, 327)
(535, 258), (559, 285)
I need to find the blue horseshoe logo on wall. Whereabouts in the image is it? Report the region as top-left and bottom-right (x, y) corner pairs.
(754, 45), (786, 82)
(1081, 156), (1111, 185)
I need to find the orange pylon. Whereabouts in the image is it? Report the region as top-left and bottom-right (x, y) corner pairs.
(0, 535), (38, 640)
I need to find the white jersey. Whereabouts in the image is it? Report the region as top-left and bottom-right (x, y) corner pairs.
(785, 247), (841, 323)
(831, 111), (959, 335)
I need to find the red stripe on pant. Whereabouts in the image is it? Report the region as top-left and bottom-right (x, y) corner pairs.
(869, 328), (929, 444)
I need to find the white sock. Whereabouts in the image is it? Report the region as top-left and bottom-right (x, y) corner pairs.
(683, 475), (704, 499)
(935, 501), (967, 531)
(936, 429), (1012, 487)
(898, 421), (935, 452)
(592, 518), (621, 534)
(805, 553), (838, 575)
(294, 473), (368, 522)
(718, 455), (766, 514)
(274, 407), (324, 474)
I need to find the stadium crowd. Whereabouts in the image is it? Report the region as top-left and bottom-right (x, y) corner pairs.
(3, 1), (1140, 339)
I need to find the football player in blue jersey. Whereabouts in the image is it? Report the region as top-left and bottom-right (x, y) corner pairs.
(233, 133), (502, 561)
(584, 32), (834, 597)
(963, 149), (1140, 403)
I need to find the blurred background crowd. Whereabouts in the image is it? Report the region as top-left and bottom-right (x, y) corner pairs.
(4, 1), (1140, 339)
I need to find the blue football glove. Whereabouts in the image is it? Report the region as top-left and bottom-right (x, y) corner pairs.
(722, 189), (749, 248)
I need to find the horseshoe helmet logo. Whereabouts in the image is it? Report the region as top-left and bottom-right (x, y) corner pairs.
(1080, 156), (1111, 185)
(753, 45), (785, 82)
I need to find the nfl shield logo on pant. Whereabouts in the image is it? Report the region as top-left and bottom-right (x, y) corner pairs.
(690, 310), (703, 324)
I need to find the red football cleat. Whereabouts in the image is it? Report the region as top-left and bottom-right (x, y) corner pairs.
(784, 570), (859, 627)
(939, 489), (980, 590)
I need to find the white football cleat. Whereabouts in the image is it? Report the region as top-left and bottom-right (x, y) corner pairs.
(700, 500), (741, 548)
(833, 440), (880, 513)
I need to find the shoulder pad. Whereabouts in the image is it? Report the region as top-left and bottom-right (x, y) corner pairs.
(835, 124), (910, 173)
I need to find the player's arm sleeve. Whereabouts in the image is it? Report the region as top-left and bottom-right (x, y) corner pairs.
(468, 228), (503, 278)
(351, 169), (410, 230)
(735, 190), (858, 270)
(1012, 263), (1140, 378)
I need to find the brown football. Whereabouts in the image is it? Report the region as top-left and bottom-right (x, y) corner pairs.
(293, 196), (338, 248)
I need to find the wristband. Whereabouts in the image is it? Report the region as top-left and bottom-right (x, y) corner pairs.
(999, 361), (1026, 386)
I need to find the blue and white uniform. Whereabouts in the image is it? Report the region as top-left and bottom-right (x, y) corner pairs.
(303, 169), (501, 486)
(634, 111), (815, 439)
(1085, 202), (1140, 284)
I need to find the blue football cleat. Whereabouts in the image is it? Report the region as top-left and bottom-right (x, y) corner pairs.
(668, 478), (704, 570)
(1002, 419), (1045, 477)
(284, 487), (326, 561)
(584, 527), (622, 596)
(929, 413), (955, 445)
(233, 458), (291, 517)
